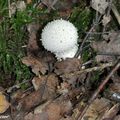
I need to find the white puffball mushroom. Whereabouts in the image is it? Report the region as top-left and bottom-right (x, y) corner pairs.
(41, 19), (78, 59)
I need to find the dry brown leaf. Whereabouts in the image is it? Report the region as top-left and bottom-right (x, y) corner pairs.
(26, 0), (32, 4)
(17, 1), (26, 11)
(0, 92), (10, 114)
(46, 102), (61, 120)
(24, 112), (48, 120)
(32, 74), (59, 99)
(104, 83), (120, 102)
(81, 98), (111, 120)
(102, 15), (111, 26)
(91, 32), (120, 62)
(113, 115), (120, 120)
(22, 56), (49, 75)
(55, 58), (87, 86)
(109, 83), (120, 93)
(55, 58), (81, 75)
(101, 104), (120, 120)
(27, 23), (41, 56)
(41, 0), (79, 11)
(91, 0), (108, 14)
(9, 1), (26, 16)
(95, 55), (115, 62)
(44, 99), (72, 120)
(24, 95), (72, 120)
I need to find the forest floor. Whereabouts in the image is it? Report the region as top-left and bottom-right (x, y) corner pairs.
(0, 0), (120, 120)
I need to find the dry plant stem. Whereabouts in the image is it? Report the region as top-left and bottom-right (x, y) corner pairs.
(77, 59), (120, 120)
(61, 62), (113, 78)
(112, 4), (120, 25)
(8, 0), (11, 18)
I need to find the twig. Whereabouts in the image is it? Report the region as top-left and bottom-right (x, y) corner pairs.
(61, 62), (113, 78)
(112, 4), (120, 25)
(77, 58), (120, 120)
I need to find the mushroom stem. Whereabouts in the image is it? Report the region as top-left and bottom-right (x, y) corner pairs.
(55, 45), (78, 60)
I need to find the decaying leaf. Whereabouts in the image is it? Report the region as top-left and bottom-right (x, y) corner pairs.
(17, 1), (26, 11)
(91, 32), (120, 62)
(102, 15), (111, 26)
(109, 83), (120, 93)
(22, 56), (49, 75)
(26, 0), (32, 4)
(101, 104), (120, 120)
(27, 23), (41, 56)
(55, 58), (81, 75)
(91, 0), (108, 14)
(41, 0), (79, 11)
(81, 98), (111, 120)
(104, 84), (120, 102)
(0, 92), (10, 114)
(9, 1), (26, 16)
(32, 73), (59, 99)
(54, 58), (85, 85)
(44, 98), (72, 120)
(95, 55), (115, 62)
(23, 94), (72, 120)
(24, 112), (48, 120)
(114, 115), (120, 120)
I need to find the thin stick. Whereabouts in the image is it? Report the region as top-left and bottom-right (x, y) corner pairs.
(61, 62), (113, 78)
(77, 59), (120, 120)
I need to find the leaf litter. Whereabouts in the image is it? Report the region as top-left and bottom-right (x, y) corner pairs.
(1, 0), (120, 120)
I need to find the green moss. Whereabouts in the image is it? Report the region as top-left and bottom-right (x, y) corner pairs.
(70, 7), (93, 37)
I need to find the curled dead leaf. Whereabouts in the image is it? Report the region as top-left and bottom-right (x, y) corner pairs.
(0, 92), (10, 114)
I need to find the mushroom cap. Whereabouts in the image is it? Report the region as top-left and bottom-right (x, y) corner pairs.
(41, 19), (78, 53)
